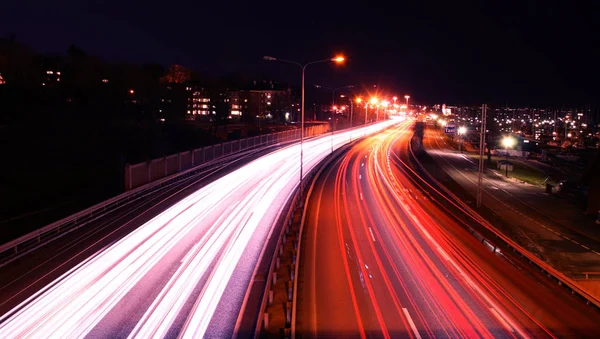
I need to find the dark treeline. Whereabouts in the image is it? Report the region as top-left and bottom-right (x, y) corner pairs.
(0, 37), (271, 236)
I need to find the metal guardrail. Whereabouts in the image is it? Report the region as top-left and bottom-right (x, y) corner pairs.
(407, 134), (600, 310)
(0, 139), (292, 268)
(253, 124), (395, 338)
(252, 141), (360, 338)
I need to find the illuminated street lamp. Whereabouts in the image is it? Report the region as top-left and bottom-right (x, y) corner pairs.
(457, 126), (467, 153)
(357, 97), (369, 126)
(381, 100), (390, 120)
(404, 95), (410, 106)
(370, 97), (380, 121)
(502, 136), (516, 177)
(263, 54), (345, 189)
(393, 96), (398, 106)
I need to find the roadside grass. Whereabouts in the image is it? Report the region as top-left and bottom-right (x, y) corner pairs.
(463, 154), (549, 186)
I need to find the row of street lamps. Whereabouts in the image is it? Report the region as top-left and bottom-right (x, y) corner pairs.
(438, 119), (517, 178)
(263, 54), (412, 191)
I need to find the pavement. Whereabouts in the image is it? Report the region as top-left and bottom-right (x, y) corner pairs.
(421, 127), (600, 297)
(0, 121), (395, 339)
(295, 120), (600, 338)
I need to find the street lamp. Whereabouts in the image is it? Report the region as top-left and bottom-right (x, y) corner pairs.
(314, 84), (354, 119)
(404, 95), (410, 106)
(343, 95), (355, 127)
(263, 54), (345, 189)
(502, 136), (515, 177)
(357, 97), (368, 126)
(382, 100), (390, 120)
(315, 84), (353, 154)
(370, 97), (379, 122)
(457, 126), (467, 153)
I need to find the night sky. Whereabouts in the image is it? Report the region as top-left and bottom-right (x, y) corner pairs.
(1, 0), (598, 105)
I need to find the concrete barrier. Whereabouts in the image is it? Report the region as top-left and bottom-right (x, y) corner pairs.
(124, 125), (330, 191)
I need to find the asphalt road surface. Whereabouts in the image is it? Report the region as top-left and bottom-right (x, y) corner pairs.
(0, 121), (396, 339)
(296, 119), (600, 338)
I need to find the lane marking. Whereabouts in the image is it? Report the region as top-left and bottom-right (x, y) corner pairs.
(359, 174), (362, 180)
(490, 308), (515, 333)
(368, 227), (376, 242)
(402, 308), (422, 339)
(360, 193), (363, 201)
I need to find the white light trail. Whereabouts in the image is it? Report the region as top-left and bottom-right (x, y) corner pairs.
(0, 121), (397, 339)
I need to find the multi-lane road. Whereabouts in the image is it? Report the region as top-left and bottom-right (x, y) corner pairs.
(0, 121), (396, 338)
(296, 120), (600, 338)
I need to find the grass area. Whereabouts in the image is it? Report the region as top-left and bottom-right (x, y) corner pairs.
(433, 130), (549, 186)
(463, 154), (549, 186)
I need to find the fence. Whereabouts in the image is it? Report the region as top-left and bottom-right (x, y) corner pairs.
(124, 124), (330, 190)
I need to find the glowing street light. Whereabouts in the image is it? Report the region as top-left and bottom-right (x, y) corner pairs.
(502, 136), (516, 177)
(357, 97), (369, 126)
(263, 54), (346, 190)
(457, 126), (467, 153)
(404, 95), (410, 106)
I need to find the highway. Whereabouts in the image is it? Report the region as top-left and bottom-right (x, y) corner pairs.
(422, 128), (600, 277)
(296, 120), (600, 338)
(0, 121), (396, 339)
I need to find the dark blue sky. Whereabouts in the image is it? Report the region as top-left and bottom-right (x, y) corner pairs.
(1, 0), (598, 105)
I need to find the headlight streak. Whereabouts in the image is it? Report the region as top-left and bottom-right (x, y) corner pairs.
(0, 121), (397, 339)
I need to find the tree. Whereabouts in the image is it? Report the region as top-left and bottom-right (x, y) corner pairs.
(160, 64), (191, 84)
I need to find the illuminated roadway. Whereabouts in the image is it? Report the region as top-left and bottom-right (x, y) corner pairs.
(296, 119), (600, 338)
(0, 121), (396, 338)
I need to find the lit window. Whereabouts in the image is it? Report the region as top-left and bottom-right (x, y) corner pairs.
(56, 77), (60, 82)
(46, 70), (53, 75)
(202, 104), (208, 109)
(231, 110), (241, 115)
(244, 99), (248, 102)
(102, 79), (109, 83)
(187, 110), (191, 114)
(56, 71), (61, 75)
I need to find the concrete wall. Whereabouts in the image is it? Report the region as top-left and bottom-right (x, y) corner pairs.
(124, 124), (330, 190)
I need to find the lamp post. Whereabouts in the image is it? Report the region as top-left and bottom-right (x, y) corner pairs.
(357, 97), (368, 126)
(315, 84), (353, 154)
(314, 84), (353, 124)
(381, 100), (389, 120)
(458, 126), (467, 153)
(370, 97), (379, 122)
(263, 55), (345, 189)
(404, 95), (410, 107)
(502, 136), (515, 177)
